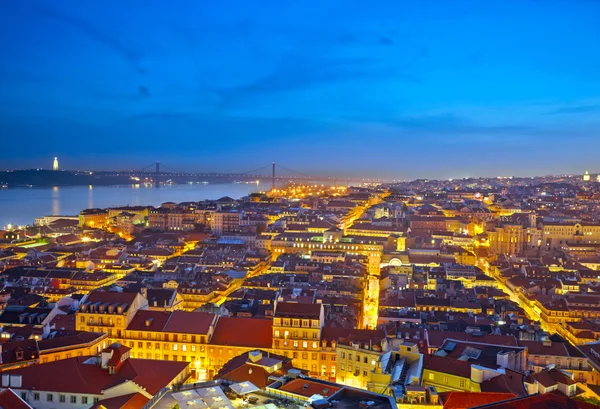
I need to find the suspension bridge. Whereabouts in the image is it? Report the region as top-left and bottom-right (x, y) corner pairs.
(100, 162), (380, 188)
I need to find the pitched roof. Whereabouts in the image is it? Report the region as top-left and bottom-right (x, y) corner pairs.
(163, 311), (215, 335)
(90, 393), (149, 409)
(211, 317), (272, 348)
(2, 356), (188, 395)
(423, 354), (473, 378)
(274, 302), (321, 319)
(126, 310), (171, 332)
(440, 392), (516, 409)
(216, 350), (295, 389)
(427, 331), (518, 349)
(524, 367), (577, 388)
(0, 388), (32, 409)
(480, 369), (527, 397)
(518, 340), (577, 357)
(470, 391), (597, 409)
(86, 291), (138, 308)
(279, 378), (341, 398)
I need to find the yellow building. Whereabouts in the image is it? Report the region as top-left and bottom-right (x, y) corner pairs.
(76, 290), (148, 340)
(542, 222), (600, 251)
(79, 209), (109, 228)
(38, 332), (108, 364)
(422, 355), (481, 393)
(271, 231), (386, 275)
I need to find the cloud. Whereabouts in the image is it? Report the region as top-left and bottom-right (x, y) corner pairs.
(208, 55), (382, 111)
(371, 113), (534, 143)
(137, 85), (151, 98)
(548, 104), (600, 115)
(380, 36), (395, 46)
(38, 7), (144, 74)
(208, 45), (426, 112)
(468, 52), (484, 67)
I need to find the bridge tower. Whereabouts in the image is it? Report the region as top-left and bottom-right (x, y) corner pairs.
(272, 162), (276, 191)
(155, 162), (160, 188)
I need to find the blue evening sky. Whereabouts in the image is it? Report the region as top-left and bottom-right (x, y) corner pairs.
(1, 0), (599, 179)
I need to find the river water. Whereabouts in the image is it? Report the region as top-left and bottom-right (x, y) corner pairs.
(0, 183), (264, 228)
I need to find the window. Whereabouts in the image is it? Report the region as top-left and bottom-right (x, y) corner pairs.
(34, 393), (40, 401)
(341, 352), (346, 359)
(82, 396), (88, 404)
(428, 373), (434, 381)
(363, 370), (368, 377)
(303, 341), (308, 349)
(59, 395), (66, 403)
(275, 330), (281, 337)
(173, 344), (179, 351)
(192, 345), (196, 352)
(21, 392), (27, 401)
(293, 341), (299, 348)
(312, 342), (318, 349)
(302, 352), (308, 359)
(71, 396), (77, 403)
(340, 364), (345, 371)
(182, 345), (187, 352)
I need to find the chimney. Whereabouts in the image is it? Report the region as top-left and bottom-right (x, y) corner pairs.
(9, 374), (22, 388)
(248, 350), (262, 363)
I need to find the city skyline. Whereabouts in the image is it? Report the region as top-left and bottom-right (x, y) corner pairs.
(1, 1), (600, 179)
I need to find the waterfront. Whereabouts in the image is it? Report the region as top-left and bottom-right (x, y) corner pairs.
(0, 183), (263, 227)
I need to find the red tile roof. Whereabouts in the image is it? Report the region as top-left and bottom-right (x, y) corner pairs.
(440, 392), (516, 409)
(211, 317), (272, 348)
(427, 331), (519, 349)
(524, 368), (577, 388)
(3, 356), (188, 395)
(480, 369), (527, 397)
(279, 378), (341, 398)
(470, 391), (597, 409)
(38, 331), (106, 352)
(274, 302), (321, 319)
(91, 392), (149, 409)
(163, 311), (215, 335)
(0, 388), (32, 409)
(423, 354), (473, 378)
(216, 350), (296, 389)
(126, 310), (172, 332)
(518, 340), (572, 357)
(86, 291), (138, 309)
